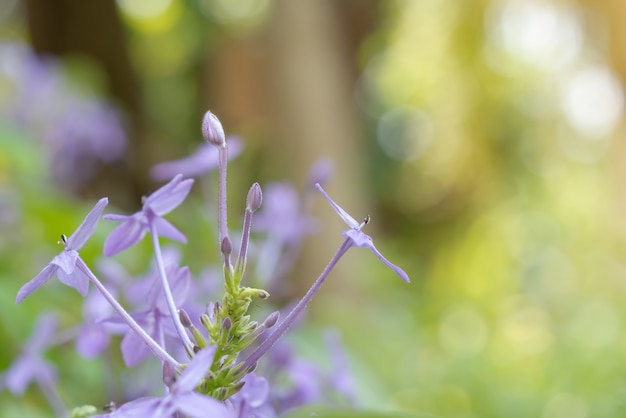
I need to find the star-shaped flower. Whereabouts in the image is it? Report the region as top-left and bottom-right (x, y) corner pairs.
(16, 198), (109, 304)
(103, 174), (194, 257)
(315, 183), (410, 283)
(94, 347), (231, 418)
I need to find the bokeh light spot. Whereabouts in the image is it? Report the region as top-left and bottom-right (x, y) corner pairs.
(377, 107), (434, 162)
(560, 65), (624, 140)
(439, 304), (488, 357)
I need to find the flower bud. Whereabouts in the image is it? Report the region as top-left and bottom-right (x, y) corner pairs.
(202, 110), (226, 148)
(246, 182), (263, 212)
(162, 361), (177, 388)
(263, 311), (280, 329)
(221, 236), (232, 256)
(179, 309), (192, 328)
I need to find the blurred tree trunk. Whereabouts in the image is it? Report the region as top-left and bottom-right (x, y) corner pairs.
(266, 0), (375, 295)
(22, 0), (144, 208)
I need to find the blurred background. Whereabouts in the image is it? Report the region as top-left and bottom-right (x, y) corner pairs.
(2, 0), (626, 417)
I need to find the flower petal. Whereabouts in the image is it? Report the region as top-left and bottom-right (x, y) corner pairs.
(16, 264), (57, 304)
(315, 183), (360, 229)
(66, 197), (108, 250)
(51, 249), (78, 274)
(104, 217), (147, 257)
(144, 175), (194, 216)
(121, 323), (151, 367)
(177, 346), (217, 392)
(56, 260), (90, 296)
(176, 393), (232, 418)
(367, 242), (410, 283)
(153, 217), (187, 243)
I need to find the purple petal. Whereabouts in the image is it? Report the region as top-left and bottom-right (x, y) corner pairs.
(103, 213), (130, 222)
(343, 229), (373, 248)
(154, 267), (190, 313)
(56, 261), (90, 296)
(176, 393), (232, 418)
(5, 358), (55, 395)
(112, 397), (161, 417)
(76, 325), (110, 359)
(66, 197), (108, 250)
(367, 242), (410, 283)
(152, 217), (187, 243)
(51, 249), (78, 274)
(150, 178), (194, 216)
(121, 326), (151, 367)
(177, 346), (216, 392)
(104, 217), (147, 257)
(143, 175), (194, 216)
(16, 264), (57, 304)
(28, 314), (59, 350)
(315, 183), (360, 229)
(150, 139), (243, 181)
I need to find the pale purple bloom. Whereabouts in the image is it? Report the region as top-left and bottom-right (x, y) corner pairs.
(254, 183), (317, 283)
(150, 137), (243, 181)
(2, 314), (58, 395)
(16, 198), (109, 303)
(315, 183), (410, 283)
(103, 174), (194, 257)
(76, 288), (117, 359)
(95, 347), (231, 418)
(106, 264), (190, 367)
(227, 374), (276, 418)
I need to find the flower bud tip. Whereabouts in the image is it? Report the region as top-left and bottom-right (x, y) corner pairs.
(202, 110), (226, 148)
(246, 182), (263, 212)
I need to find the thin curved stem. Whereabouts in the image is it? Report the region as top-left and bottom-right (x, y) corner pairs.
(150, 225), (194, 356)
(240, 238), (352, 371)
(76, 259), (180, 368)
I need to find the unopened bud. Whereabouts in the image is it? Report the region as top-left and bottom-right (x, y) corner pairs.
(162, 361), (177, 388)
(263, 311), (280, 329)
(202, 111), (226, 147)
(221, 236), (232, 256)
(179, 309), (192, 328)
(246, 183), (263, 212)
(222, 316), (232, 332)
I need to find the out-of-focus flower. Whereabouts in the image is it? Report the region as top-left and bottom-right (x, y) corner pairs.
(104, 264), (191, 367)
(103, 174), (193, 257)
(0, 41), (128, 190)
(2, 314), (58, 395)
(15, 198), (109, 303)
(227, 373), (276, 418)
(315, 183), (410, 283)
(150, 137), (243, 181)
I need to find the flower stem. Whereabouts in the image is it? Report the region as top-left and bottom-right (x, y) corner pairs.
(217, 145), (229, 249)
(239, 238), (352, 371)
(76, 258), (180, 368)
(149, 225), (194, 356)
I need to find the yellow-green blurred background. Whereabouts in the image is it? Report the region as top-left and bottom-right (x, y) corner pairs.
(2, 0), (626, 417)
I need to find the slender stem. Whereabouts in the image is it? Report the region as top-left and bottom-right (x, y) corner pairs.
(235, 208), (253, 278)
(217, 146), (229, 247)
(36, 371), (67, 418)
(240, 238), (352, 370)
(76, 259), (180, 368)
(149, 224), (194, 355)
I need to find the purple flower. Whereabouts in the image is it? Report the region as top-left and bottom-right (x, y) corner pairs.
(226, 374), (276, 418)
(150, 137), (243, 181)
(315, 183), (410, 283)
(103, 175), (194, 257)
(75, 288), (117, 359)
(2, 314), (58, 395)
(105, 264), (191, 367)
(95, 347), (231, 418)
(16, 198), (109, 303)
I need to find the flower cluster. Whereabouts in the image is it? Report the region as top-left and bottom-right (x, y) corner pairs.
(4, 111), (409, 417)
